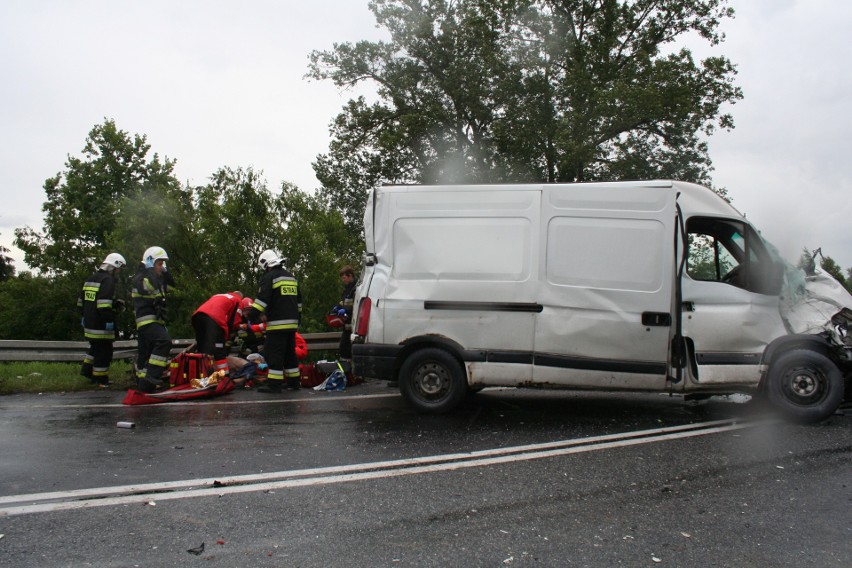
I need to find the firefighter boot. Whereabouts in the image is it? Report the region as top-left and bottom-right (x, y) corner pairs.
(258, 380), (283, 394)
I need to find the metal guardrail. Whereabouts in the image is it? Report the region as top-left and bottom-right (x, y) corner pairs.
(0, 333), (342, 362)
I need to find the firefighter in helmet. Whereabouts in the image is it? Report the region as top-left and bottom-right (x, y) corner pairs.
(132, 246), (173, 392)
(247, 249), (302, 393)
(79, 252), (127, 386)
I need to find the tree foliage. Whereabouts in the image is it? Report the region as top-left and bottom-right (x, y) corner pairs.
(308, 0), (742, 230)
(797, 247), (852, 293)
(14, 119), (180, 278)
(0, 272), (81, 340)
(3, 121), (362, 341)
(0, 237), (14, 282)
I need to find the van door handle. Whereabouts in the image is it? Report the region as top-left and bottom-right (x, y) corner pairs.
(642, 312), (671, 326)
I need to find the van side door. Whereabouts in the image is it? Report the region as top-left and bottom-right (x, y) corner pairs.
(534, 184), (677, 389)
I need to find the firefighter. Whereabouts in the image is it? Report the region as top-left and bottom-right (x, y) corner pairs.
(132, 246), (173, 393)
(248, 249), (302, 393)
(191, 291), (245, 375)
(79, 252), (127, 386)
(335, 265), (358, 361)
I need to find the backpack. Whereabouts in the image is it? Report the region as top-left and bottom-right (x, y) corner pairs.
(168, 352), (215, 387)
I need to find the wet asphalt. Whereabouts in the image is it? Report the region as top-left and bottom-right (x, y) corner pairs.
(0, 381), (849, 567)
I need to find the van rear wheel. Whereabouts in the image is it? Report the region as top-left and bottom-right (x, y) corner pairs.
(399, 348), (466, 413)
(766, 349), (844, 423)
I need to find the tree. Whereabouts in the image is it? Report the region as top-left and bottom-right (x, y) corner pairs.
(797, 247), (852, 293)
(0, 272), (81, 340)
(112, 167), (361, 337)
(819, 256), (850, 292)
(14, 119), (180, 277)
(0, 237), (14, 281)
(272, 184), (363, 332)
(308, 0), (741, 230)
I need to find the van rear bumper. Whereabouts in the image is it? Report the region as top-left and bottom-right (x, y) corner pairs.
(352, 344), (401, 381)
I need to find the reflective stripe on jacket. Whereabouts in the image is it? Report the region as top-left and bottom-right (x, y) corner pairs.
(132, 266), (166, 328)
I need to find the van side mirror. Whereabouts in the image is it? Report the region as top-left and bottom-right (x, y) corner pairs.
(749, 261), (784, 296)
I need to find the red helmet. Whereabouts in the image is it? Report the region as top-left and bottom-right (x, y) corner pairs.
(326, 314), (345, 328)
(240, 297), (254, 311)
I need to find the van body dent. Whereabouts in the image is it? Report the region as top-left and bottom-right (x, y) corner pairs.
(351, 180), (852, 422)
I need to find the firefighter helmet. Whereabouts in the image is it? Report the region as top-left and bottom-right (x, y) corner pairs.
(240, 297), (254, 311)
(258, 249), (281, 270)
(101, 252), (126, 271)
(142, 246), (169, 269)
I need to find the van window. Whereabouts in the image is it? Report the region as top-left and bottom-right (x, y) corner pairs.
(546, 217), (665, 292)
(686, 218), (782, 295)
(392, 217), (532, 281)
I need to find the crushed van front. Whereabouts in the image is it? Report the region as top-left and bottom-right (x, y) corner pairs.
(780, 266), (852, 362)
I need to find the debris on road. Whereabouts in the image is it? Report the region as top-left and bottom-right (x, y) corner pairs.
(187, 542), (205, 555)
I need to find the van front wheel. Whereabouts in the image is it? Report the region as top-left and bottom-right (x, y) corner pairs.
(766, 349), (844, 423)
(399, 348), (466, 413)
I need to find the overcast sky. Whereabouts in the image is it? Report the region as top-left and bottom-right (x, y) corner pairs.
(1, 0), (850, 270)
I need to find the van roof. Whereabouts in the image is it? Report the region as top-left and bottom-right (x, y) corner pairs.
(379, 180), (744, 220)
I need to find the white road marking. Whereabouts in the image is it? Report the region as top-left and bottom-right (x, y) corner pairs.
(0, 392), (400, 409)
(0, 418), (768, 516)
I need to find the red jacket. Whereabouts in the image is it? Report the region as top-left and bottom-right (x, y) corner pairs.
(194, 293), (243, 338)
(295, 332), (308, 360)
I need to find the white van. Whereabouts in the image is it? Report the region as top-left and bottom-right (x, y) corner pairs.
(350, 180), (851, 422)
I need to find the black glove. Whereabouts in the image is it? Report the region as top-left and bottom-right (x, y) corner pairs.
(154, 298), (168, 321)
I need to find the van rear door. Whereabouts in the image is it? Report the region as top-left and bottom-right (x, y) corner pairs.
(534, 183), (677, 388)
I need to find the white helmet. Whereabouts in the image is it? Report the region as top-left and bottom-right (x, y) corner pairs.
(143, 246), (169, 269)
(101, 252), (126, 271)
(258, 249), (282, 270)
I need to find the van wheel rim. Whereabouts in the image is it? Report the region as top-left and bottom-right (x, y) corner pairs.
(414, 363), (448, 397)
(782, 366), (824, 404)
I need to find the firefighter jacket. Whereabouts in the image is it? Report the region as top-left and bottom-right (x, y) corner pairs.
(340, 278), (357, 331)
(193, 292), (243, 338)
(251, 265), (301, 333)
(132, 265), (168, 329)
(78, 269), (118, 341)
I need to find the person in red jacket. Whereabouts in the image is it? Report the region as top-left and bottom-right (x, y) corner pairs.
(191, 291), (245, 375)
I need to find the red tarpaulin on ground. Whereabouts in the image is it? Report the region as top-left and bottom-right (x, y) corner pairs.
(122, 377), (236, 405)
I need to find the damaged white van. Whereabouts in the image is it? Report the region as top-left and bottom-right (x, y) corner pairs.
(350, 180), (851, 422)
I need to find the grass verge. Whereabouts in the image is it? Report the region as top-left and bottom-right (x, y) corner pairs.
(0, 360), (137, 394)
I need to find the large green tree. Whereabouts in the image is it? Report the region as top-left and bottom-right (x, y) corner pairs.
(14, 119), (180, 277)
(308, 0), (741, 230)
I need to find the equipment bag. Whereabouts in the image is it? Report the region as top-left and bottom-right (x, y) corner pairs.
(316, 359), (362, 386)
(299, 363), (325, 388)
(168, 352), (215, 387)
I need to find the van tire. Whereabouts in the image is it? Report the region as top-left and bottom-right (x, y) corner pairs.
(766, 349), (844, 423)
(399, 348), (467, 413)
